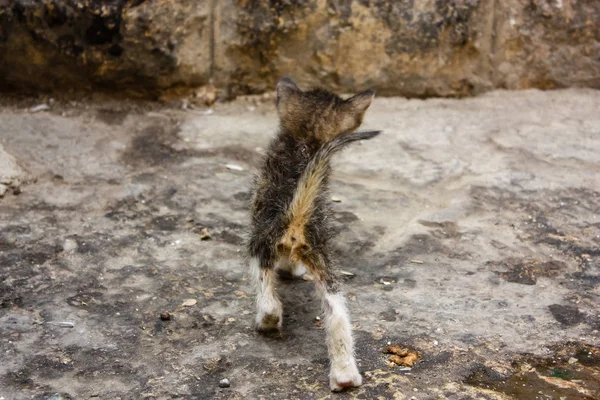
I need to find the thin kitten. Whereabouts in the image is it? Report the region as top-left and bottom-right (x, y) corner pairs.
(248, 77), (381, 391)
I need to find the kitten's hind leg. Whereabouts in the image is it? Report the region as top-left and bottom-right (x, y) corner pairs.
(322, 288), (362, 391)
(251, 257), (283, 332)
(305, 255), (362, 391)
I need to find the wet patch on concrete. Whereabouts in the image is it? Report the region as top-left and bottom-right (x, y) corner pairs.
(368, 231), (471, 271)
(149, 214), (180, 231)
(488, 258), (565, 285)
(104, 195), (153, 221)
(548, 304), (586, 327)
(471, 187), (600, 259)
(466, 343), (600, 400)
(418, 220), (462, 239)
(1, 369), (54, 394)
(333, 210), (360, 224)
(472, 186), (599, 301)
(121, 124), (185, 167)
(0, 234), (16, 251)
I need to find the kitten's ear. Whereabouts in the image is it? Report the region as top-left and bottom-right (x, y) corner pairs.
(276, 77), (301, 109)
(338, 90), (375, 133)
(345, 89), (375, 112)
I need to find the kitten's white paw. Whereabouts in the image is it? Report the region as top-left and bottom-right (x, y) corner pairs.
(329, 360), (362, 392)
(255, 308), (282, 332)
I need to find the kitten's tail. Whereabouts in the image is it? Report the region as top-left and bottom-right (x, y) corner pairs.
(278, 130), (381, 261)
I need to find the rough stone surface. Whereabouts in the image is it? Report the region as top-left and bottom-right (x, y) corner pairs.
(0, 0), (210, 95)
(218, 0), (495, 97)
(0, 89), (599, 398)
(0, 143), (25, 196)
(493, 0), (600, 90)
(0, 0), (599, 98)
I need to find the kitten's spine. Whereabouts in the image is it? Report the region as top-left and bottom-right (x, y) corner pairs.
(279, 130), (381, 258)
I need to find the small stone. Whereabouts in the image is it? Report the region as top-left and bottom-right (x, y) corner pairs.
(195, 85), (218, 106)
(219, 378), (230, 388)
(200, 228), (212, 241)
(44, 394), (70, 400)
(568, 357), (578, 364)
(160, 312), (171, 321)
(181, 298), (197, 307)
(63, 239), (78, 252)
(29, 104), (50, 113)
(225, 164), (244, 171)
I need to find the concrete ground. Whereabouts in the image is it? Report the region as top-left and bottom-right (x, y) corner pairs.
(0, 89), (599, 400)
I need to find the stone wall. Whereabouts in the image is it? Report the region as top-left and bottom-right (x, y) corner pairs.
(0, 0), (598, 98)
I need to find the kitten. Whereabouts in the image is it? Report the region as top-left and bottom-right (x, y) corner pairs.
(247, 77), (381, 391)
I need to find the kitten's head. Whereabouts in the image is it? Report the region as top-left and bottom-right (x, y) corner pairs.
(275, 77), (374, 142)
